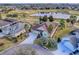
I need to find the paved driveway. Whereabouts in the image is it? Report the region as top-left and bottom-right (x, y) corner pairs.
(20, 32), (38, 44)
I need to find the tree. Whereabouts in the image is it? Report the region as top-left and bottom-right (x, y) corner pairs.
(34, 37), (57, 50)
(48, 16), (54, 22)
(66, 19), (70, 23)
(39, 16), (43, 24)
(45, 38), (57, 50)
(70, 15), (77, 25)
(59, 19), (65, 29)
(42, 15), (48, 22)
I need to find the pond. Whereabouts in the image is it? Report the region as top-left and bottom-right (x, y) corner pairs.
(31, 12), (71, 19)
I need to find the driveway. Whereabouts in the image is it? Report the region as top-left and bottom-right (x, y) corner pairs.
(20, 32), (38, 44)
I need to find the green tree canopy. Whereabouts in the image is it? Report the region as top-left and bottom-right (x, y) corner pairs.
(34, 37), (57, 50)
(70, 15), (77, 25)
(48, 16), (54, 22)
(42, 15), (48, 22)
(59, 19), (65, 29)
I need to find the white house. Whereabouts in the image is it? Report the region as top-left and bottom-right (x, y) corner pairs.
(0, 19), (25, 38)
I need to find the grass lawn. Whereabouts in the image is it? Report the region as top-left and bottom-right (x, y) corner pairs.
(0, 33), (26, 52)
(0, 38), (14, 51)
(54, 27), (71, 39)
(53, 21), (73, 39)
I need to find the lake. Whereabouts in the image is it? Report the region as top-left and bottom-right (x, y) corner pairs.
(31, 12), (71, 19)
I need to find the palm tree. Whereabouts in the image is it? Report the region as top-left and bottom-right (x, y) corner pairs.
(59, 19), (65, 29)
(66, 19), (70, 23)
(70, 15), (77, 25)
(42, 15), (48, 22)
(48, 16), (54, 22)
(39, 16), (43, 24)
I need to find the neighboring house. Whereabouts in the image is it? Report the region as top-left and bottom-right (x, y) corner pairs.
(60, 36), (76, 53)
(0, 19), (25, 38)
(60, 29), (79, 54)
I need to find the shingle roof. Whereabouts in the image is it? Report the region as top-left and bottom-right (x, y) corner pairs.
(3, 19), (18, 23)
(32, 23), (47, 30)
(0, 20), (11, 27)
(0, 19), (20, 28)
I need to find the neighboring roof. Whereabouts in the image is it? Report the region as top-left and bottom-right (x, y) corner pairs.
(0, 19), (21, 28)
(72, 29), (79, 33)
(3, 18), (19, 23)
(0, 20), (11, 27)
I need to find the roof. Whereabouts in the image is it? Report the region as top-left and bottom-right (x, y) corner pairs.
(32, 22), (59, 35)
(0, 20), (11, 27)
(3, 19), (19, 23)
(32, 23), (48, 32)
(0, 19), (21, 28)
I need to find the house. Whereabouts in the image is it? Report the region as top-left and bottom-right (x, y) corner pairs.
(0, 19), (26, 38)
(32, 23), (48, 38)
(32, 22), (59, 38)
